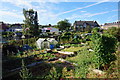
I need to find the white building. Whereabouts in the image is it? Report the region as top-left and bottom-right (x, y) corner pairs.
(6, 24), (23, 32)
(41, 27), (59, 34)
(36, 38), (58, 49)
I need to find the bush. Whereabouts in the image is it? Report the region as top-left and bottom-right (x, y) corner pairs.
(62, 67), (74, 78)
(45, 66), (74, 79)
(71, 38), (81, 44)
(2, 37), (38, 56)
(19, 59), (32, 79)
(104, 27), (120, 41)
(91, 32), (117, 69)
(2, 32), (14, 39)
(59, 32), (73, 44)
(74, 50), (94, 78)
(8, 37), (38, 46)
(45, 67), (60, 80)
(92, 27), (100, 33)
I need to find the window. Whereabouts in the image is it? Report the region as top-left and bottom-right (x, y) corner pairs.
(46, 30), (50, 32)
(80, 26), (83, 28)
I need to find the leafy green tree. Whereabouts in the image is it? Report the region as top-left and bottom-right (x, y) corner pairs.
(33, 11), (39, 36)
(23, 8), (39, 37)
(104, 27), (120, 41)
(59, 32), (73, 44)
(57, 19), (71, 31)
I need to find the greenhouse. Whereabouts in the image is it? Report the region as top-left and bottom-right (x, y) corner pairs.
(36, 38), (58, 49)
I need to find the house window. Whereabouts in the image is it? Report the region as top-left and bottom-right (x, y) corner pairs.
(46, 30), (50, 32)
(83, 23), (86, 27)
(76, 26), (79, 27)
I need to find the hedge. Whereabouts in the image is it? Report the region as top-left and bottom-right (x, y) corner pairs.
(5, 37), (39, 47)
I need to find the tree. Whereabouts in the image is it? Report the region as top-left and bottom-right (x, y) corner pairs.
(34, 11), (39, 36)
(59, 32), (73, 44)
(57, 19), (71, 31)
(104, 27), (120, 41)
(23, 8), (39, 37)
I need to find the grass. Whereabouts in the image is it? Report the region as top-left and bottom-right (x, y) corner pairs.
(61, 47), (81, 52)
(62, 43), (82, 47)
(64, 43), (120, 78)
(66, 49), (93, 63)
(64, 43), (90, 61)
(61, 43), (90, 52)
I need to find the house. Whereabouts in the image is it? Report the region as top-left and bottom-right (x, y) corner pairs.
(36, 38), (58, 49)
(101, 21), (120, 29)
(41, 27), (59, 34)
(0, 22), (9, 32)
(73, 20), (100, 31)
(6, 24), (23, 32)
(6, 23), (23, 40)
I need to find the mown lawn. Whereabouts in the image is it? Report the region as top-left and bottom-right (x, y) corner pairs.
(61, 47), (81, 52)
(65, 47), (93, 63)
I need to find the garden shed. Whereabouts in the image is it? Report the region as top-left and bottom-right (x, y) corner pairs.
(36, 38), (58, 49)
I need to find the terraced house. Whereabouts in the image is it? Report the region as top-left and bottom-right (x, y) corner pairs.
(101, 21), (120, 29)
(73, 20), (100, 31)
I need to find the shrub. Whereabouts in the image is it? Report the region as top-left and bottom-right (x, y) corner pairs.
(62, 67), (74, 78)
(92, 27), (100, 33)
(2, 37), (38, 56)
(59, 32), (73, 44)
(45, 66), (74, 79)
(74, 50), (94, 78)
(71, 38), (81, 44)
(45, 67), (60, 80)
(19, 59), (32, 80)
(91, 32), (117, 69)
(104, 27), (120, 41)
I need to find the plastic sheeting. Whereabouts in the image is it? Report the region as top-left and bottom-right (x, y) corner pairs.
(36, 38), (58, 49)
